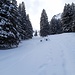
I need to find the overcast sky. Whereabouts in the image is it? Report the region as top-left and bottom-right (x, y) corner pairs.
(17, 0), (75, 30)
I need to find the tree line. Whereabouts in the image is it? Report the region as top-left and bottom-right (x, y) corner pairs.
(40, 3), (75, 37)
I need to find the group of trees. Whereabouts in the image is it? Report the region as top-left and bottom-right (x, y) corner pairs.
(40, 9), (62, 37)
(0, 0), (33, 48)
(40, 3), (75, 37)
(50, 14), (62, 34)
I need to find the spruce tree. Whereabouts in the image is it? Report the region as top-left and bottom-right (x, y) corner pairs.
(18, 3), (25, 40)
(40, 9), (50, 37)
(19, 2), (28, 39)
(19, 2), (33, 39)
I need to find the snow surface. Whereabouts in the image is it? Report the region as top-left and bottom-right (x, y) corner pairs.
(0, 33), (75, 75)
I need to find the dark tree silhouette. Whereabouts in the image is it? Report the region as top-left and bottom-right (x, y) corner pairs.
(40, 9), (50, 37)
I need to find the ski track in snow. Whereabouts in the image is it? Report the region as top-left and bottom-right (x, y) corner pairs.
(0, 33), (75, 75)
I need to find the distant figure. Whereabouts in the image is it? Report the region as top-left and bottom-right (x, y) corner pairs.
(46, 39), (48, 41)
(40, 40), (42, 42)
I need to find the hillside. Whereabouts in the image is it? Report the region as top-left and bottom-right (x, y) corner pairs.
(0, 33), (75, 75)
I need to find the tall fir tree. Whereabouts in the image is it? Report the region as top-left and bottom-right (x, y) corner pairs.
(18, 2), (33, 39)
(40, 9), (50, 37)
(21, 2), (30, 39)
(18, 3), (26, 40)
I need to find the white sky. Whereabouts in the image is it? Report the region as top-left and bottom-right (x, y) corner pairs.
(17, 0), (75, 30)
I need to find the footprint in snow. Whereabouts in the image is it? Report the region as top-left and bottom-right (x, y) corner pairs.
(39, 63), (47, 70)
(38, 64), (47, 75)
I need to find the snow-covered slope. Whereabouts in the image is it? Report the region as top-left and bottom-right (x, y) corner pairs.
(0, 33), (75, 75)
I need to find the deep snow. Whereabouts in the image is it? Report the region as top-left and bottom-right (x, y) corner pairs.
(0, 33), (75, 75)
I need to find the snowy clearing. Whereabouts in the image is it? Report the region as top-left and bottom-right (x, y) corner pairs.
(0, 33), (75, 75)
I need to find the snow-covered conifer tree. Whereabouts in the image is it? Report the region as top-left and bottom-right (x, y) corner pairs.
(40, 9), (50, 37)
